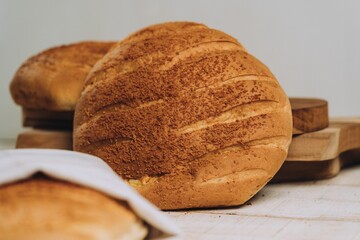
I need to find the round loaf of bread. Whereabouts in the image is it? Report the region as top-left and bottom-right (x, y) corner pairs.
(0, 178), (147, 240)
(10, 41), (114, 111)
(73, 22), (293, 210)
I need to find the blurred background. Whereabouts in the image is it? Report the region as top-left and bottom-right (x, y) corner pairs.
(1, 0), (359, 139)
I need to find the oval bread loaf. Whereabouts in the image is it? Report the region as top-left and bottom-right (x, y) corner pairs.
(0, 178), (147, 240)
(73, 22), (293, 210)
(10, 41), (114, 111)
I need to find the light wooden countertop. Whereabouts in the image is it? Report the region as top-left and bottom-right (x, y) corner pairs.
(1, 139), (359, 240)
(166, 168), (360, 239)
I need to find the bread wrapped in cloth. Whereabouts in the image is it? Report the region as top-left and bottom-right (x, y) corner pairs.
(73, 22), (293, 210)
(10, 41), (114, 111)
(0, 176), (148, 240)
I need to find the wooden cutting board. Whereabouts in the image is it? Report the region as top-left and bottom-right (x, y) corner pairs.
(22, 108), (73, 129)
(273, 118), (360, 182)
(273, 149), (360, 182)
(16, 129), (72, 150)
(287, 118), (360, 161)
(290, 98), (328, 134)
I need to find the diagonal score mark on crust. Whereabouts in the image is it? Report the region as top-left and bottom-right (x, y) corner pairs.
(195, 135), (289, 162)
(76, 99), (165, 130)
(126, 168), (270, 187)
(79, 136), (133, 153)
(94, 99), (164, 116)
(93, 100), (132, 114)
(244, 135), (291, 149)
(194, 75), (277, 92)
(229, 135), (290, 148)
(199, 168), (269, 185)
(174, 100), (279, 135)
(74, 101), (132, 131)
(158, 41), (243, 71)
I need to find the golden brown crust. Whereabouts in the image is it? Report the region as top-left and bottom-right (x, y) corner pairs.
(0, 178), (147, 240)
(131, 137), (288, 209)
(10, 41), (114, 111)
(73, 22), (292, 209)
(84, 22), (245, 88)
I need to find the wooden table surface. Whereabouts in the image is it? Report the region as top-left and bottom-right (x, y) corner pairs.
(1, 139), (359, 240)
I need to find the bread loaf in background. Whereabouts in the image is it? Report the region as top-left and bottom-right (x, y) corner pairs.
(0, 177), (147, 240)
(73, 22), (293, 209)
(10, 41), (114, 111)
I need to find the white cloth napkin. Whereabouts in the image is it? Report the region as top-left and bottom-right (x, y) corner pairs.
(0, 149), (180, 237)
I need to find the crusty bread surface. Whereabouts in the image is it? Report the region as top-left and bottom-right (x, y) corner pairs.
(10, 41), (114, 111)
(73, 22), (293, 209)
(0, 178), (147, 240)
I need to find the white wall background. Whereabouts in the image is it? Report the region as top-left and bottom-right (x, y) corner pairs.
(1, 0), (359, 139)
